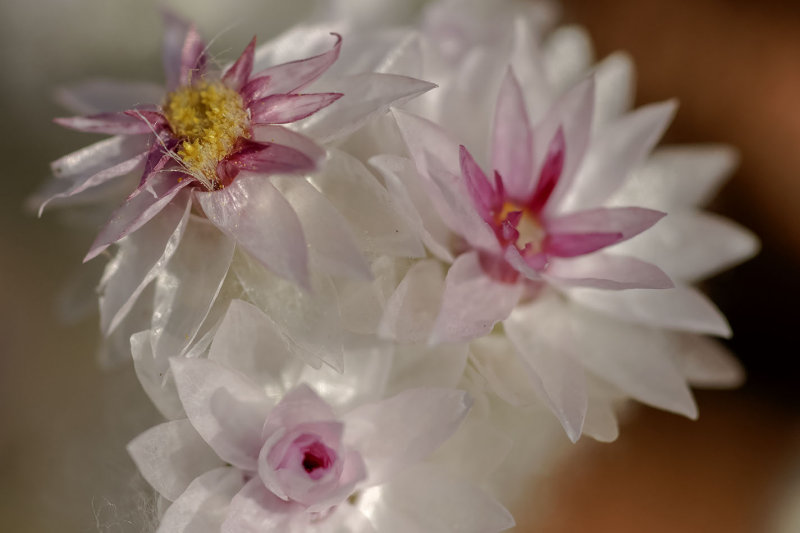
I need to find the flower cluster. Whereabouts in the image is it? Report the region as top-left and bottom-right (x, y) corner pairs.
(38, 1), (758, 531)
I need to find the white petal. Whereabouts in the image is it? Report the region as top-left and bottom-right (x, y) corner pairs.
(674, 334), (745, 389)
(379, 259), (445, 343)
(592, 52), (635, 130)
(546, 252), (674, 290)
(542, 25), (595, 94)
(359, 466), (514, 533)
(220, 478), (299, 533)
(232, 250), (345, 371)
(99, 196), (190, 335)
(613, 211), (759, 282)
(310, 150), (424, 258)
(128, 419), (224, 501)
(171, 358), (273, 471)
(208, 299), (303, 401)
(55, 79), (164, 114)
(581, 383), (621, 443)
(570, 284), (731, 337)
(343, 388), (471, 486)
(157, 467), (244, 533)
(296, 73), (436, 145)
(151, 216), (235, 360)
(468, 335), (540, 407)
(510, 17), (553, 123)
(197, 176), (309, 289)
(386, 343), (468, 397)
(131, 329), (184, 420)
(560, 100), (677, 213)
(609, 145), (739, 209)
(252, 23), (345, 73)
(429, 251), (523, 344)
(504, 295), (588, 442)
(569, 306), (698, 418)
(272, 176), (371, 280)
(50, 135), (147, 180)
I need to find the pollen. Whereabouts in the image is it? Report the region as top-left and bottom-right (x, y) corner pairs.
(163, 81), (250, 187)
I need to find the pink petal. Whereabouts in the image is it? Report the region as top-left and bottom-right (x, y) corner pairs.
(127, 419), (223, 501)
(528, 127), (565, 213)
(196, 175), (310, 289)
(343, 388), (472, 486)
(249, 92), (343, 125)
(162, 11), (192, 89)
(180, 24), (207, 86)
(562, 100), (678, 213)
(242, 34), (342, 102)
(54, 111), (156, 135)
(222, 37), (256, 91)
(170, 357), (273, 471)
(159, 467), (245, 532)
(546, 206), (666, 240)
(428, 251), (524, 344)
(460, 145), (499, 223)
(220, 140), (317, 183)
(492, 68), (534, 202)
(545, 253), (674, 290)
(544, 232), (624, 258)
(84, 174), (191, 261)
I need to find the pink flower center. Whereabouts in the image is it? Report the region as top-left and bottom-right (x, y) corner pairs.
(291, 435), (337, 481)
(494, 201), (546, 255)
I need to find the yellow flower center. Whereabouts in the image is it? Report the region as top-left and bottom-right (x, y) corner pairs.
(163, 81), (250, 188)
(496, 201), (546, 253)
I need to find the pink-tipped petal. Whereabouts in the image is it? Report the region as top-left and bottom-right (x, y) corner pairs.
(242, 34), (342, 101)
(492, 68), (534, 202)
(528, 127), (565, 213)
(222, 37), (256, 91)
(460, 145), (498, 223)
(179, 25), (207, 86)
(162, 11), (192, 89)
(84, 173), (191, 261)
(545, 253), (674, 290)
(546, 206), (666, 241)
(249, 92), (343, 125)
(544, 232), (624, 258)
(170, 357), (273, 471)
(221, 140), (317, 182)
(54, 111), (156, 135)
(196, 175), (310, 289)
(428, 251), (524, 344)
(251, 124), (326, 164)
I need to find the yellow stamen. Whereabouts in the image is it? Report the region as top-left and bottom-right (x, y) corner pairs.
(496, 201), (546, 253)
(163, 80), (249, 187)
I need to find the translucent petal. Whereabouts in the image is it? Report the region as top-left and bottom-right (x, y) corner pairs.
(379, 259), (445, 343)
(674, 334), (745, 389)
(131, 329), (184, 420)
(249, 93), (342, 125)
(55, 79), (164, 115)
(157, 467), (244, 533)
(492, 69), (534, 201)
(546, 252), (674, 290)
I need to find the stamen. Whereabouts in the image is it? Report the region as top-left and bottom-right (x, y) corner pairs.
(496, 201), (546, 253)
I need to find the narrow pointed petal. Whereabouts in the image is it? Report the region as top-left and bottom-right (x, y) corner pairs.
(505, 297), (588, 442)
(128, 419), (224, 501)
(131, 329), (185, 420)
(429, 251), (523, 344)
(393, 110), (499, 253)
(592, 52), (635, 130)
(51, 135), (148, 179)
(273, 176), (371, 280)
(361, 466), (515, 533)
(546, 253), (674, 290)
(251, 124), (325, 164)
(546, 206), (665, 241)
(570, 306), (698, 419)
(171, 358), (273, 470)
(492, 68), (534, 201)
(162, 11), (193, 89)
(222, 37), (256, 91)
(197, 176), (310, 289)
(84, 175), (192, 261)
(562, 100), (678, 213)
(675, 334), (745, 388)
(151, 216), (235, 359)
(40, 150), (147, 215)
(220, 140), (316, 180)
(54, 111), (156, 135)
(568, 285), (732, 337)
(158, 467), (245, 532)
(221, 478), (299, 532)
(379, 259), (445, 343)
(544, 232), (623, 258)
(243, 34), (342, 101)
(249, 93), (342, 125)
(55, 79), (164, 115)
(179, 25), (207, 86)
(296, 73), (436, 145)
(343, 389), (472, 486)
(533, 77), (595, 216)
(612, 211), (759, 282)
(460, 145), (497, 222)
(99, 196), (191, 335)
(528, 127), (565, 212)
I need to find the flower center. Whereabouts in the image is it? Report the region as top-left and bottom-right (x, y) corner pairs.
(163, 80), (250, 187)
(496, 201), (546, 254)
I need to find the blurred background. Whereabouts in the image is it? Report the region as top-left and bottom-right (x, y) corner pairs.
(1, 0), (799, 531)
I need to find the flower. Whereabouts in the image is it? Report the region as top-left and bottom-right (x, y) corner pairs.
(127, 357), (513, 532)
(43, 14), (349, 288)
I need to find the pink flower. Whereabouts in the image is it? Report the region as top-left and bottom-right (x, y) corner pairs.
(127, 358), (513, 532)
(44, 14), (345, 287)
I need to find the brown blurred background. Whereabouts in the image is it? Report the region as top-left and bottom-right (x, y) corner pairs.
(2, 0), (800, 531)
